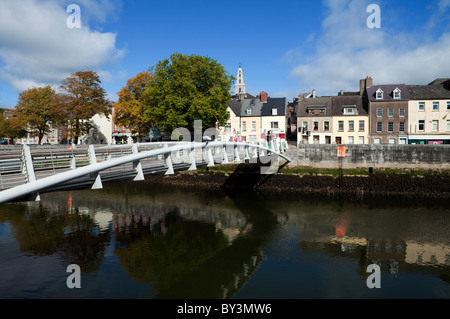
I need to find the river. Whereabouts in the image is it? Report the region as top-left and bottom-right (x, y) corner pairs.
(0, 180), (449, 299)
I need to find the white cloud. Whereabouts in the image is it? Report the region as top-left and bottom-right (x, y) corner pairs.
(0, 0), (123, 94)
(288, 0), (450, 96)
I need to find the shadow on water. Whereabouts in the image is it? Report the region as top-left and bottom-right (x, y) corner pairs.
(154, 161), (281, 298)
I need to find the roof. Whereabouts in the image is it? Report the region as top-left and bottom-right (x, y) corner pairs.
(331, 95), (368, 116)
(427, 78), (450, 86)
(227, 99), (241, 117)
(407, 85), (450, 100)
(366, 84), (410, 102)
(260, 97), (286, 116)
(297, 96), (333, 117)
(240, 98), (263, 117)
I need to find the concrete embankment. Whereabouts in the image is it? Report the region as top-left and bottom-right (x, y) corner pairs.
(140, 166), (450, 200)
(285, 145), (450, 169)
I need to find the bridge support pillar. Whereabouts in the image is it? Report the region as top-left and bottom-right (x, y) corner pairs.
(22, 144), (40, 201)
(132, 144), (145, 181)
(164, 153), (174, 175)
(88, 145), (103, 189)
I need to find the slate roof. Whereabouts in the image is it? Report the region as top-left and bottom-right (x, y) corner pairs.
(427, 78), (450, 86)
(331, 95), (368, 116)
(240, 98), (263, 117)
(366, 84), (410, 102)
(227, 96), (286, 117)
(297, 96), (333, 117)
(407, 85), (450, 100)
(260, 97), (286, 116)
(227, 99), (241, 117)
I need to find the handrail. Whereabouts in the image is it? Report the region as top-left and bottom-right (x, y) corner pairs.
(0, 141), (290, 204)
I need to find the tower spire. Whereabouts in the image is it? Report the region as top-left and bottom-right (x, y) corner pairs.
(235, 66), (246, 96)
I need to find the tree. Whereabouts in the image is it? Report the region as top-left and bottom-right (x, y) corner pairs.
(143, 53), (234, 135)
(0, 110), (27, 143)
(113, 71), (152, 141)
(60, 71), (110, 144)
(14, 86), (63, 144)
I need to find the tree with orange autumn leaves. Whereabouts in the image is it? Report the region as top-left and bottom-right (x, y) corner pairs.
(59, 71), (110, 144)
(113, 71), (152, 141)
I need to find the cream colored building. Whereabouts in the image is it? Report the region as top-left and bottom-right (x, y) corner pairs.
(407, 81), (450, 144)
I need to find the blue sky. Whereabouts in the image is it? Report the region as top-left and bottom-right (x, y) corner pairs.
(1, 0), (450, 108)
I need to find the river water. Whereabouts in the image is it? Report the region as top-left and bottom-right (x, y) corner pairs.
(0, 180), (449, 299)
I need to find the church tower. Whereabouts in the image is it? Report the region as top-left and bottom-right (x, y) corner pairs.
(234, 66), (246, 95)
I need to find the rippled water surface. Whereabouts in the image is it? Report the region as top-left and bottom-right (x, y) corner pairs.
(0, 181), (449, 299)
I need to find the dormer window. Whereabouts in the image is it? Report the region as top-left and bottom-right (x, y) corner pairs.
(393, 88), (401, 99)
(343, 106), (358, 115)
(246, 108), (252, 115)
(376, 88), (384, 100)
(272, 108), (277, 116)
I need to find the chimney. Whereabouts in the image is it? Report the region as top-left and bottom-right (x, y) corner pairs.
(360, 76), (373, 96)
(340, 90), (344, 96)
(312, 89), (316, 98)
(260, 91), (268, 102)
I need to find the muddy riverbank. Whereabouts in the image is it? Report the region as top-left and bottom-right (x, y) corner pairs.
(139, 164), (450, 202)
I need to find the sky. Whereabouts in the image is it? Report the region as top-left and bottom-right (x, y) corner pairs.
(1, 0), (450, 109)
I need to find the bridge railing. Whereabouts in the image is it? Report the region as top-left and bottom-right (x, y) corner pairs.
(0, 140), (290, 204)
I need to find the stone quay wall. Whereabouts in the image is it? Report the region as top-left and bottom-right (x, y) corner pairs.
(284, 145), (450, 169)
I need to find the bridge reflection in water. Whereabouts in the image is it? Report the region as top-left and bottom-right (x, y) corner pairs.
(0, 178), (449, 299)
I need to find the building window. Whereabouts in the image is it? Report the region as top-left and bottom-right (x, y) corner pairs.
(374, 138), (381, 144)
(324, 121), (330, 131)
(338, 121), (344, 131)
(388, 108), (394, 117)
(343, 107), (357, 115)
(348, 136), (354, 144)
(377, 122), (382, 132)
(433, 102), (439, 111)
(418, 120), (424, 131)
(419, 102), (425, 111)
(359, 136), (364, 144)
(313, 121), (319, 131)
(359, 120), (365, 131)
(389, 138), (396, 144)
(399, 122), (405, 132)
(272, 108), (278, 116)
(348, 120), (354, 131)
(251, 121), (256, 131)
(399, 108), (405, 117)
(271, 122), (279, 129)
(249, 135), (257, 143)
(242, 122), (246, 132)
(224, 123), (231, 132)
(447, 102), (450, 110)
(432, 120), (439, 131)
(303, 121), (308, 131)
(246, 108), (252, 115)
(447, 120), (450, 131)
(393, 88), (401, 99)
(313, 135), (320, 144)
(376, 89), (384, 100)
(377, 108), (383, 117)
(388, 122), (394, 132)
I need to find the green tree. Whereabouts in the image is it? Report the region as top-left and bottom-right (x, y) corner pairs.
(0, 110), (27, 143)
(143, 53), (233, 134)
(113, 71), (152, 141)
(14, 86), (63, 144)
(60, 71), (110, 144)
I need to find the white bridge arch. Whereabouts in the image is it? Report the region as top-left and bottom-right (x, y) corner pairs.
(0, 141), (290, 204)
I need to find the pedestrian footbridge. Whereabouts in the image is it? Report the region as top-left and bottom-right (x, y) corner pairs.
(0, 141), (290, 204)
